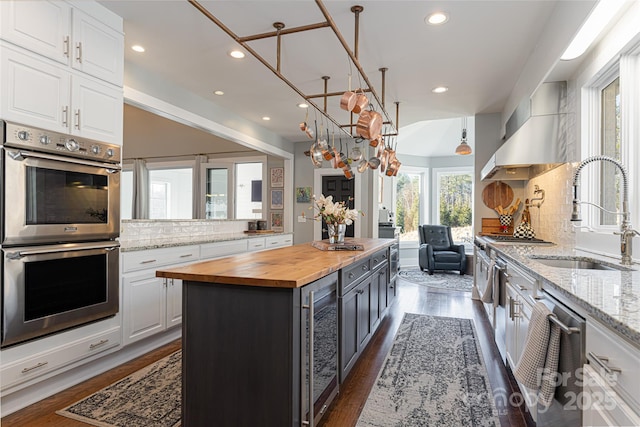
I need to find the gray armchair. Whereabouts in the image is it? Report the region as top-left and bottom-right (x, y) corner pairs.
(418, 225), (467, 275)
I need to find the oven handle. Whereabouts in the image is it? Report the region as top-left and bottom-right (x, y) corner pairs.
(6, 241), (119, 259)
(6, 149), (121, 171)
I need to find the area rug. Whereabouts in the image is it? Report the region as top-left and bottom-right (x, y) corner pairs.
(398, 268), (473, 292)
(357, 313), (500, 427)
(57, 350), (181, 427)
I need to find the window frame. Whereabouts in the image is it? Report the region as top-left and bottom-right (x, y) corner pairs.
(145, 160), (195, 220)
(581, 44), (640, 232)
(432, 166), (474, 250)
(200, 155), (267, 220)
(394, 166), (429, 247)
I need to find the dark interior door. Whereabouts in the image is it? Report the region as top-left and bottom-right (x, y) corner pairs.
(321, 175), (355, 239)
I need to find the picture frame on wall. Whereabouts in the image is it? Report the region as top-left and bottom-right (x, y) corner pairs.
(270, 189), (284, 209)
(271, 211), (284, 232)
(270, 167), (284, 188)
(296, 186), (312, 203)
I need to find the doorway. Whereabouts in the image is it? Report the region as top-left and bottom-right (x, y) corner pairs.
(321, 175), (355, 239)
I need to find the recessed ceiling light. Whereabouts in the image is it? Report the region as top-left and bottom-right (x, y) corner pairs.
(131, 45), (145, 53)
(432, 86), (449, 94)
(213, 90), (224, 96)
(229, 50), (245, 59)
(262, 116), (271, 121)
(426, 12), (448, 25)
(297, 103), (309, 108)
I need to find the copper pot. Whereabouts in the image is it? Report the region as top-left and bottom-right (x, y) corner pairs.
(340, 91), (357, 111)
(352, 92), (369, 114)
(356, 110), (382, 140)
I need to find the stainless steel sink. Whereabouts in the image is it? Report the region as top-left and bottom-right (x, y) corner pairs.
(529, 256), (634, 271)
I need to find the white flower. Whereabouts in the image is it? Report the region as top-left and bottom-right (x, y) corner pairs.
(312, 194), (363, 225)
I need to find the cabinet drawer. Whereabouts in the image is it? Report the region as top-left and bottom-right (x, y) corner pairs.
(0, 326), (120, 390)
(265, 234), (293, 248)
(583, 364), (640, 426)
(200, 240), (247, 260)
(122, 245), (199, 273)
(371, 248), (388, 271)
(586, 320), (640, 411)
(340, 258), (371, 296)
(247, 237), (266, 251)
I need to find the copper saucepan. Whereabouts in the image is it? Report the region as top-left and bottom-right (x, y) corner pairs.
(340, 91), (357, 112)
(352, 90), (369, 114)
(356, 110), (382, 140)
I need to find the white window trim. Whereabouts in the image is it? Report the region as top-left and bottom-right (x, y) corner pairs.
(394, 166), (428, 248)
(581, 45), (640, 231)
(201, 155), (267, 220)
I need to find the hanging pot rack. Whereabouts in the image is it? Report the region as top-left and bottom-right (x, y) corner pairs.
(188, 0), (399, 138)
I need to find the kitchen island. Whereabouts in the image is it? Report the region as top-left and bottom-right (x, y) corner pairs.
(157, 238), (397, 427)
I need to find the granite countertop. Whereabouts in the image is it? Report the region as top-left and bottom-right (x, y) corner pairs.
(157, 238), (395, 289)
(119, 232), (288, 252)
(486, 242), (640, 348)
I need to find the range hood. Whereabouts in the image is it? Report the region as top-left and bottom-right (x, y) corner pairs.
(481, 81), (574, 181)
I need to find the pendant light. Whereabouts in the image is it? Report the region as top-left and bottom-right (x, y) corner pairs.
(455, 116), (472, 155)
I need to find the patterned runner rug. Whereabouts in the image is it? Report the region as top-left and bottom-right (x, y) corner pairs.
(57, 350), (181, 427)
(398, 268), (473, 292)
(357, 313), (500, 427)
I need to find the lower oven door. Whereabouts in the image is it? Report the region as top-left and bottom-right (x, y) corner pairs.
(1, 241), (119, 348)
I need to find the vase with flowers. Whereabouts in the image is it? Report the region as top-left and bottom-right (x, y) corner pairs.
(312, 194), (363, 244)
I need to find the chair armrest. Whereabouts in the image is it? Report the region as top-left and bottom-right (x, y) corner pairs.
(451, 244), (465, 255)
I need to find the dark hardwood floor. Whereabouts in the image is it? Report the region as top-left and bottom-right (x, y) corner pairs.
(1, 277), (528, 427)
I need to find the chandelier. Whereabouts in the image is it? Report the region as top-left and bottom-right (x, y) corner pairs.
(188, 0), (402, 178)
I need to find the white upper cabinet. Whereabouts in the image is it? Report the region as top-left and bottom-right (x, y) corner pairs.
(0, 0), (123, 86)
(0, 1), (72, 66)
(70, 8), (124, 86)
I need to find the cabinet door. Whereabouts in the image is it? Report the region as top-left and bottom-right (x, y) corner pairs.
(71, 73), (123, 144)
(0, 0), (71, 65)
(357, 278), (372, 352)
(165, 278), (183, 329)
(505, 284), (518, 369)
(515, 298), (532, 365)
(0, 45), (70, 132)
(340, 289), (359, 381)
(123, 272), (167, 345)
(378, 266), (388, 313)
(71, 9), (123, 85)
(369, 270), (381, 332)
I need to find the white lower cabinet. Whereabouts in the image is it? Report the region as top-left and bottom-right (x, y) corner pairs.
(582, 364), (640, 427)
(0, 320), (120, 393)
(583, 319), (640, 426)
(121, 245), (199, 346)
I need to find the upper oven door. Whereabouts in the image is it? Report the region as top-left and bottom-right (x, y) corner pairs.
(2, 148), (120, 245)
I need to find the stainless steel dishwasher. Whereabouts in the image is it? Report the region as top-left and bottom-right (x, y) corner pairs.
(506, 270), (586, 427)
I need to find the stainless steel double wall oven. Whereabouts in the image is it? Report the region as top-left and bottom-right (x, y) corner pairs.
(1, 121), (121, 348)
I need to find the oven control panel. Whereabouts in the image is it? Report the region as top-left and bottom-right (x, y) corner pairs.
(2, 121), (121, 164)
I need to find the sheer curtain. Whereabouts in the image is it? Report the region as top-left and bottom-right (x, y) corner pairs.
(132, 159), (149, 219)
(192, 154), (208, 218)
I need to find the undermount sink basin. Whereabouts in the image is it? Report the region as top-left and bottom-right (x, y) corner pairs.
(529, 256), (634, 271)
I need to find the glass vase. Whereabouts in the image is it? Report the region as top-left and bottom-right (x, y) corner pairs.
(327, 223), (346, 244)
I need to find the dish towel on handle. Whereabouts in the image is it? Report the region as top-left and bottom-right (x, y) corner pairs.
(513, 302), (561, 408)
(481, 260), (495, 304)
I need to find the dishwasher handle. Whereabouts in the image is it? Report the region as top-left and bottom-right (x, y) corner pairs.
(526, 295), (582, 335)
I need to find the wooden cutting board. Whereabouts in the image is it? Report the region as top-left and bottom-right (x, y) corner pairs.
(481, 218), (513, 235)
(482, 181), (514, 209)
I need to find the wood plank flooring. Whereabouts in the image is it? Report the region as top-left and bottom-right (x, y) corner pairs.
(1, 277), (528, 427)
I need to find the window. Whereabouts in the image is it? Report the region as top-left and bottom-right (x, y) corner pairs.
(599, 76), (621, 226)
(148, 167), (193, 219)
(202, 156), (267, 219)
(121, 169), (133, 220)
(435, 168), (473, 246)
(395, 171), (423, 242)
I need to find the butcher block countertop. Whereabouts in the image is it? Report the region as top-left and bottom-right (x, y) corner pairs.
(156, 238), (395, 288)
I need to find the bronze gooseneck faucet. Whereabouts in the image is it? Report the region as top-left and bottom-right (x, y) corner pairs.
(571, 155), (639, 265)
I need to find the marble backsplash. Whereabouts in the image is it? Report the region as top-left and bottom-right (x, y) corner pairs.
(119, 219), (249, 248)
(525, 163), (577, 246)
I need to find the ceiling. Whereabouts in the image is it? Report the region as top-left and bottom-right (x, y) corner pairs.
(101, 0), (596, 158)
